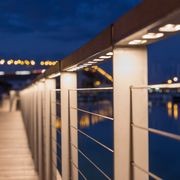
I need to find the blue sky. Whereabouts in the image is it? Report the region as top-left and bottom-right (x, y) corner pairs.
(0, 0), (142, 60)
(0, 0), (179, 83)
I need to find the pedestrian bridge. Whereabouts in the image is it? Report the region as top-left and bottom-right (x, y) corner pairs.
(0, 1), (180, 180)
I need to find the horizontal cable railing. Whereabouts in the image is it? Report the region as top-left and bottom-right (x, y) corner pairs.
(71, 143), (111, 180)
(69, 87), (113, 179)
(130, 84), (180, 180)
(50, 89), (62, 179)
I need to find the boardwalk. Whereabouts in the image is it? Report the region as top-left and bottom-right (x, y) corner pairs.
(0, 99), (38, 180)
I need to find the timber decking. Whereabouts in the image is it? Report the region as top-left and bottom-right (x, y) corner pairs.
(0, 100), (38, 180)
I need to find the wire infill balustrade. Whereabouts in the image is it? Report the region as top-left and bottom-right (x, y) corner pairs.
(130, 84), (180, 180)
(50, 89), (62, 180)
(69, 87), (114, 180)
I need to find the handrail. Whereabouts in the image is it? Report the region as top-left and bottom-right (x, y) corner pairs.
(70, 107), (113, 121)
(132, 124), (180, 141)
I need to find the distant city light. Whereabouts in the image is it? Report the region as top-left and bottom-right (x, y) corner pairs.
(173, 77), (178, 82)
(15, 71), (31, 75)
(30, 60), (36, 65)
(0, 59), (5, 65)
(142, 32), (164, 39)
(128, 39), (147, 45)
(0, 71), (5, 75)
(167, 79), (172, 84)
(159, 24), (180, 32)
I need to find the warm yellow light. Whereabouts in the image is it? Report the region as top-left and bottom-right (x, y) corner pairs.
(14, 61), (18, 65)
(173, 77), (178, 82)
(40, 61), (45, 66)
(94, 80), (101, 86)
(142, 33), (164, 39)
(45, 61), (49, 66)
(129, 39), (147, 45)
(159, 24), (180, 32)
(173, 104), (178, 120)
(25, 60), (30, 65)
(20, 61), (24, 65)
(167, 79), (172, 84)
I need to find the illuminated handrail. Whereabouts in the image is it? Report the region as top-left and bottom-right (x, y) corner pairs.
(132, 163), (162, 180)
(132, 124), (180, 141)
(71, 143), (111, 180)
(70, 107), (113, 121)
(71, 125), (114, 153)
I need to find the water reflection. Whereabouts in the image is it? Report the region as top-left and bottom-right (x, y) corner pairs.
(79, 100), (113, 128)
(166, 101), (179, 120)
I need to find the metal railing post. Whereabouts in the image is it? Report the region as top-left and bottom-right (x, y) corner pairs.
(113, 47), (148, 180)
(61, 72), (77, 180)
(44, 79), (56, 180)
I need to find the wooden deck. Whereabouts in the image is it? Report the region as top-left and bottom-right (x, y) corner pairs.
(0, 99), (38, 180)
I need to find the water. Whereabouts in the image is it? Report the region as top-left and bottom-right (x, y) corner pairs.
(55, 90), (180, 179)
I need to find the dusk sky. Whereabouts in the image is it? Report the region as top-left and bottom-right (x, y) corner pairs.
(0, 0), (179, 83)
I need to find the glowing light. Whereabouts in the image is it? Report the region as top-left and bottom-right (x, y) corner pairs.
(173, 77), (178, 82)
(15, 71), (31, 75)
(88, 61), (97, 64)
(159, 24), (180, 32)
(45, 61), (49, 66)
(128, 39), (147, 45)
(41, 69), (46, 73)
(173, 104), (178, 120)
(167, 79), (172, 84)
(99, 55), (111, 59)
(30, 60), (36, 65)
(0, 59), (5, 65)
(94, 80), (101, 86)
(93, 58), (104, 62)
(0, 71), (5, 75)
(106, 52), (113, 56)
(25, 60), (30, 65)
(14, 61), (18, 65)
(48, 72), (61, 79)
(142, 33), (164, 39)
(40, 61), (45, 66)
(55, 119), (61, 129)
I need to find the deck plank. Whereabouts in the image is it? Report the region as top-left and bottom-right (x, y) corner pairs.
(0, 108), (38, 180)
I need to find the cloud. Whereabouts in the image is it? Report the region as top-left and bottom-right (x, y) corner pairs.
(0, 0), (142, 59)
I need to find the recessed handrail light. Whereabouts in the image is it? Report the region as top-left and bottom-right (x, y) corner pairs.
(88, 61), (97, 64)
(159, 24), (180, 32)
(142, 32), (164, 39)
(128, 39), (147, 45)
(106, 52), (113, 56)
(99, 56), (111, 59)
(93, 59), (104, 62)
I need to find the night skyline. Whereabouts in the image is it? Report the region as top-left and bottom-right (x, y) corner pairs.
(0, 0), (179, 84)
